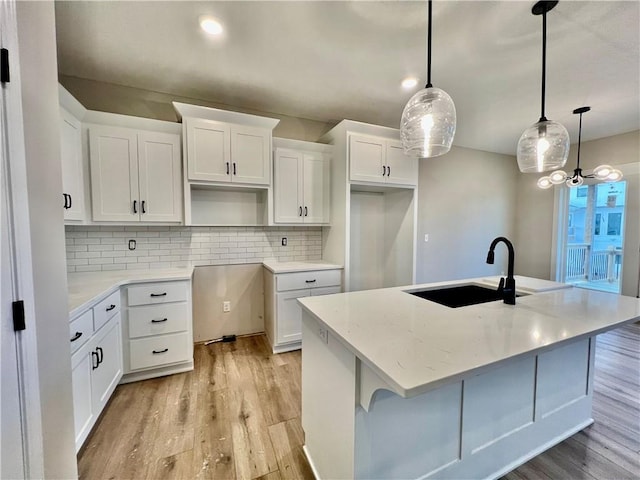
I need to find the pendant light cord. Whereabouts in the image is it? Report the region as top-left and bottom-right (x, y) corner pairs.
(426, 0), (433, 88)
(540, 10), (547, 122)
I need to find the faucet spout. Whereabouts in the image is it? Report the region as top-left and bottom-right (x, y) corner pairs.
(486, 236), (516, 305)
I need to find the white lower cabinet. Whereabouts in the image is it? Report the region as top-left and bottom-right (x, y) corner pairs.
(70, 296), (123, 452)
(122, 279), (193, 382)
(264, 267), (342, 353)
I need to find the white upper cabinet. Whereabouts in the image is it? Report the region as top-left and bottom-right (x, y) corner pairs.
(385, 140), (419, 186)
(184, 118), (271, 185)
(274, 146), (330, 224)
(302, 152), (330, 223)
(90, 125), (182, 223)
(349, 134), (417, 187)
(185, 118), (230, 182)
(60, 107), (85, 221)
(349, 135), (386, 183)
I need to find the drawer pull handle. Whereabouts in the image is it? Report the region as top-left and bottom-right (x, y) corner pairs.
(150, 293), (167, 297)
(91, 351), (99, 370)
(152, 348), (169, 354)
(151, 318), (168, 323)
(70, 331), (83, 342)
(305, 279), (317, 283)
(106, 304), (116, 312)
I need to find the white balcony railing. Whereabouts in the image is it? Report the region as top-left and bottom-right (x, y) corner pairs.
(566, 244), (622, 283)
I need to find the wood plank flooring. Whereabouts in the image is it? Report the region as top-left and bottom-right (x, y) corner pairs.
(79, 323), (640, 479)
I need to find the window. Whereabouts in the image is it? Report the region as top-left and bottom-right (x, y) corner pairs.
(595, 213), (601, 235)
(577, 187), (588, 198)
(607, 212), (622, 235)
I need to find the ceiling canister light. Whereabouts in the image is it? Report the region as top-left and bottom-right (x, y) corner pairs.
(517, 1), (569, 173)
(537, 107), (623, 189)
(199, 15), (223, 35)
(400, 0), (456, 158)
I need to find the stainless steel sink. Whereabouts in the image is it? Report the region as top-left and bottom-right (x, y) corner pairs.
(406, 284), (521, 308)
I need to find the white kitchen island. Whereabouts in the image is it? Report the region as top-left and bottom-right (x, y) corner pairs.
(298, 276), (640, 479)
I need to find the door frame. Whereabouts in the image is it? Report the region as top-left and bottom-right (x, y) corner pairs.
(1, 0), (45, 476)
(552, 163), (638, 289)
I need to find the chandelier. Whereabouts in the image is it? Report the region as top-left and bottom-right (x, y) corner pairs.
(537, 106), (623, 189)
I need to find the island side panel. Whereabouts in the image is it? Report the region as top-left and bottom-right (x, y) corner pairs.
(301, 311), (356, 479)
(348, 336), (596, 479)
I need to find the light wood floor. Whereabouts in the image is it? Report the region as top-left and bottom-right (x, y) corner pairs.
(79, 323), (640, 480)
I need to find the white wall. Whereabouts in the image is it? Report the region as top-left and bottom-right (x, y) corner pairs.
(515, 130), (640, 296)
(59, 75), (332, 142)
(65, 225), (322, 273)
(192, 264), (264, 342)
(16, 2), (77, 477)
(416, 146), (519, 283)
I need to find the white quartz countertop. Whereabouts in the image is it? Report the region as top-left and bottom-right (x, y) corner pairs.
(298, 276), (640, 398)
(67, 267), (194, 318)
(262, 260), (343, 274)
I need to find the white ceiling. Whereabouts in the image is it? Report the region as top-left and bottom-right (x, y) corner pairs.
(55, 1), (640, 155)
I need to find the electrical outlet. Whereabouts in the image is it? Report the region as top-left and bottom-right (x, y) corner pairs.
(424, 234), (429, 242)
(128, 239), (136, 250)
(281, 237), (287, 246)
(223, 301), (231, 313)
(318, 327), (328, 344)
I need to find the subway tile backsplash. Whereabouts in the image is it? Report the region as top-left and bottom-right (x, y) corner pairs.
(65, 225), (323, 273)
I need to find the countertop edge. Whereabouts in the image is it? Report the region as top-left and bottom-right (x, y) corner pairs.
(68, 268), (194, 318)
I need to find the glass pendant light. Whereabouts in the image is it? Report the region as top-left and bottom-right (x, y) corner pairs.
(400, 0), (456, 158)
(537, 106), (623, 188)
(517, 1), (569, 173)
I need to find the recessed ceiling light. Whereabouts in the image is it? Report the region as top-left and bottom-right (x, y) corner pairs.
(199, 16), (223, 35)
(402, 77), (418, 89)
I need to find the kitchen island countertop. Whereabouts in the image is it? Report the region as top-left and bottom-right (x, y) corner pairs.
(298, 276), (640, 398)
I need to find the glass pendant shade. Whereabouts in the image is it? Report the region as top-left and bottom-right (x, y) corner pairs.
(593, 164), (613, 180)
(517, 119), (570, 173)
(401, 87), (456, 158)
(537, 176), (553, 189)
(548, 170), (567, 184)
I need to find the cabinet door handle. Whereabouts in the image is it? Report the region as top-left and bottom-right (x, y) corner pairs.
(63, 193), (72, 209)
(233, 162), (237, 175)
(151, 318), (168, 323)
(387, 166), (390, 177)
(152, 348), (169, 354)
(382, 165), (386, 176)
(141, 200), (146, 214)
(305, 279), (317, 283)
(299, 206), (303, 217)
(150, 292), (167, 297)
(133, 200), (138, 214)
(91, 351), (99, 370)
(70, 331), (83, 342)
(96, 346), (104, 365)
(226, 162), (230, 175)
(106, 304), (116, 312)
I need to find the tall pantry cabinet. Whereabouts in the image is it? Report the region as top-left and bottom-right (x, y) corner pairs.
(321, 120), (418, 292)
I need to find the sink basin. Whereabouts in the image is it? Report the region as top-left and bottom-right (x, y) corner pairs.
(407, 284), (515, 308)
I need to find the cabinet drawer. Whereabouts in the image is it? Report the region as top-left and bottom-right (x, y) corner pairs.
(276, 269), (341, 292)
(127, 281), (188, 306)
(129, 332), (191, 371)
(128, 303), (189, 339)
(69, 309), (93, 354)
(93, 290), (120, 332)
